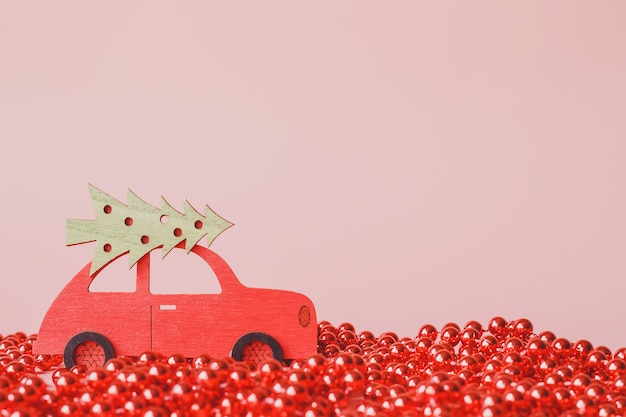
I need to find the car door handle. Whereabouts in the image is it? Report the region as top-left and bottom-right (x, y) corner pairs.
(159, 305), (176, 311)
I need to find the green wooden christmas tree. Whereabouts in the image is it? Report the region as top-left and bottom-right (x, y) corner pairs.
(66, 185), (233, 275)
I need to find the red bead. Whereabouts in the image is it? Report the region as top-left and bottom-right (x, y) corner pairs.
(358, 330), (376, 344)
(458, 345), (478, 357)
(613, 395), (626, 409)
(377, 333), (398, 347)
(487, 317), (508, 339)
(442, 322), (461, 331)
(526, 337), (549, 359)
(90, 400), (115, 415)
(141, 386), (164, 407)
(460, 328), (480, 347)
(492, 373), (514, 390)
(504, 363), (525, 380)
(170, 381), (194, 404)
(536, 358), (557, 378)
(461, 388), (481, 412)
(585, 381), (606, 399)
(484, 359), (502, 373)
(85, 368), (110, 390)
(103, 358), (127, 373)
(137, 351), (164, 365)
(414, 337), (433, 356)
(142, 407), (168, 417)
(336, 322), (356, 334)
(417, 324), (438, 342)
(479, 335), (499, 355)
(598, 403), (618, 417)
(574, 340), (594, 360)
(336, 330), (358, 349)
(192, 354), (212, 369)
(586, 349), (608, 370)
(551, 338), (572, 359)
(528, 384), (551, 406)
(440, 326), (460, 347)
(458, 355), (477, 370)
(343, 344), (363, 355)
(544, 371), (564, 386)
(571, 372), (592, 394)
(608, 358), (626, 378)
(431, 349), (453, 371)
(388, 342), (409, 362)
(323, 344), (340, 358)
(4, 361), (28, 379)
(503, 337), (525, 353)
(538, 331), (556, 344)
(317, 320), (332, 333)
(614, 348), (626, 361)
(166, 353), (187, 368)
(19, 374), (47, 393)
(35, 354), (62, 371)
(596, 346), (613, 359)
(147, 363), (172, 385)
(511, 318), (534, 341)
(464, 320), (484, 337)
(317, 331), (336, 348)
(122, 397), (146, 415)
(53, 371), (79, 393)
(57, 400), (81, 417)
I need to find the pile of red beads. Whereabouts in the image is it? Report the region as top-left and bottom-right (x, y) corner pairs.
(1, 317), (626, 416)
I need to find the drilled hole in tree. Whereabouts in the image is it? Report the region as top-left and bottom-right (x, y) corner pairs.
(141, 235), (149, 244)
(194, 220), (203, 229)
(103, 244), (111, 253)
(160, 215), (169, 224)
(124, 217), (133, 226)
(173, 228), (182, 237)
(103, 205), (112, 214)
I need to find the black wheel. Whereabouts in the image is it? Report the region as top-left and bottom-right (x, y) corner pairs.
(232, 332), (283, 364)
(64, 331), (115, 369)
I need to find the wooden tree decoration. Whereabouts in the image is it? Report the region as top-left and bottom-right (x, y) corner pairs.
(66, 184), (234, 275)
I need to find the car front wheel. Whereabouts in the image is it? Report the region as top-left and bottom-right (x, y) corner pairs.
(231, 332), (283, 364)
(64, 331), (115, 369)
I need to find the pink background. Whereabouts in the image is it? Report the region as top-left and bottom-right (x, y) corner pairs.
(1, 3), (626, 349)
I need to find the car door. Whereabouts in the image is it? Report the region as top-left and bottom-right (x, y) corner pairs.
(148, 250), (224, 356)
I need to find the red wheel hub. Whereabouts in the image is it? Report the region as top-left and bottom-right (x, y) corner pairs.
(242, 341), (274, 363)
(73, 340), (106, 368)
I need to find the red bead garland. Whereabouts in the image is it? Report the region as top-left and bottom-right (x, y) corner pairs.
(0, 317), (625, 416)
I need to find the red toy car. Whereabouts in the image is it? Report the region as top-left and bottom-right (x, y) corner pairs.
(33, 243), (317, 368)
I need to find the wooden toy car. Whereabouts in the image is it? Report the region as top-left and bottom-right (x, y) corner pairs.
(34, 243), (317, 368)
(32, 186), (317, 368)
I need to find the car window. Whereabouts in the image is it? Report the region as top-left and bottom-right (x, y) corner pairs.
(88, 257), (136, 293)
(149, 249), (222, 294)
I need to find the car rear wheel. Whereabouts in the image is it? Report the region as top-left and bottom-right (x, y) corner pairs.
(231, 332), (283, 365)
(64, 331), (115, 369)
